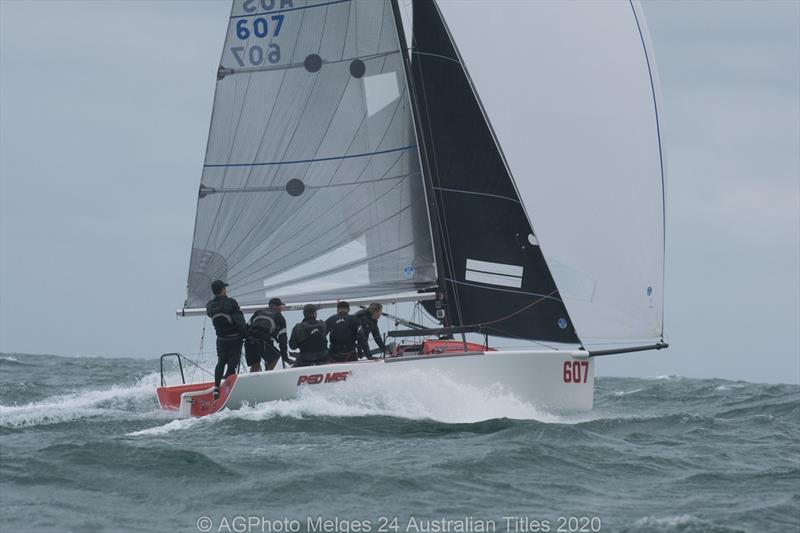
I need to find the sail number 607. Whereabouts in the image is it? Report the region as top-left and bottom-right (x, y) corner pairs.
(230, 44), (281, 66)
(563, 360), (589, 383)
(235, 16), (284, 40)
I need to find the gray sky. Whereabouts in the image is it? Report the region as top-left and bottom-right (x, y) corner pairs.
(1, 0), (798, 384)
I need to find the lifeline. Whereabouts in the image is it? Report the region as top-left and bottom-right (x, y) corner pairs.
(405, 517), (496, 532)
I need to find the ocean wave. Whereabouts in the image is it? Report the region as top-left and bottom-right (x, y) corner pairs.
(623, 514), (747, 533)
(645, 374), (686, 381)
(0, 372), (163, 428)
(613, 388), (644, 396)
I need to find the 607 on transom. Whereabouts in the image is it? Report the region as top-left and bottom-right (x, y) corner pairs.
(563, 360), (589, 383)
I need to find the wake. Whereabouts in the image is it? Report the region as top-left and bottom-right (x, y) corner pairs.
(0, 372), (163, 429)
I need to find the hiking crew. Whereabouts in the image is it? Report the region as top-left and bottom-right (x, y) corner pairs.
(325, 301), (360, 362)
(244, 297), (291, 372)
(205, 280), (247, 399)
(354, 303), (387, 359)
(289, 304), (329, 367)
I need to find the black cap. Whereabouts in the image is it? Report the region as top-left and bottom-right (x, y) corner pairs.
(302, 303), (317, 317)
(211, 280), (228, 295)
(337, 301), (350, 309)
(268, 297), (284, 307)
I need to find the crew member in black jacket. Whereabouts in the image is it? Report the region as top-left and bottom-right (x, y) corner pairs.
(325, 301), (359, 362)
(289, 304), (328, 367)
(205, 280), (247, 399)
(354, 302), (387, 359)
(244, 297), (291, 372)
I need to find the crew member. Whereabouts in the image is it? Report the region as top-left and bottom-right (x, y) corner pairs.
(289, 304), (328, 367)
(206, 280), (247, 399)
(354, 302), (387, 359)
(325, 301), (359, 362)
(244, 297), (291, 372)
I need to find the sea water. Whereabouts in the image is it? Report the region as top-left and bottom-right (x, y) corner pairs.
(0, 353), (797, 533)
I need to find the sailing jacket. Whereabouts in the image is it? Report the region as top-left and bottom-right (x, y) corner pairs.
(206, 295), (247, 339)
(354, 309), (386, 355)
(289, 319), (328, 361)
(248, 309), (288, 359)
(325, 313), (359, 354)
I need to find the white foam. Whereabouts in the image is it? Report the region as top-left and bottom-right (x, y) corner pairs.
(0, 372), (163, 428)
(613, 388), (644, 396)
(631, 514), (718, 531)
(714, 383), (748, 391)
(1, 356), (20, 363)
(129, 368), (579, 436)
(127, 416), (205, 437)
(647, 374), (684, 381)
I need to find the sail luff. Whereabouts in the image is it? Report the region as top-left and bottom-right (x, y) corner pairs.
(388, 0), (450, 317)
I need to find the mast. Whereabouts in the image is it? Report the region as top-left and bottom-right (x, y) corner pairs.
(389, 0), (451, 327)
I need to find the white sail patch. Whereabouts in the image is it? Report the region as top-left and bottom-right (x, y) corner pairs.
(465, 259), (523, 288)
(260, 238), (371, 295)
(363, 72), (400, 116)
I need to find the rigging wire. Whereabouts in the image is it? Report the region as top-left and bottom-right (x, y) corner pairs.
(189, 317), (208, 384)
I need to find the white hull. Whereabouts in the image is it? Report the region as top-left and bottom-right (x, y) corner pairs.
(163, 350), (594, 417)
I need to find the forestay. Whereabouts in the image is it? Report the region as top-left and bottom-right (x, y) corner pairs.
(435, 0), (666, 348)
(185, 0), (436, 308)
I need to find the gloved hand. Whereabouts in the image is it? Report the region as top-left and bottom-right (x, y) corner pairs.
(282, 355), (294, 366)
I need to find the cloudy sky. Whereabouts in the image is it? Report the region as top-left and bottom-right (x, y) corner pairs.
(1, 0), (798, 384)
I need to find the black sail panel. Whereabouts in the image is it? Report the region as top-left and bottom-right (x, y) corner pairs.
(411, 0), (578, 343)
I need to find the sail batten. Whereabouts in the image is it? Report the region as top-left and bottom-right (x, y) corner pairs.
(218, 49), (402, 78)
(203, 144), (415, 168)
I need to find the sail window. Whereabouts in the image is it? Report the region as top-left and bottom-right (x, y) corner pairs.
(548, 260), (596, 302)
(363, 72), (399, 116)
(261, 238), (369, 296)
(304, 54), (322, 73)
(350, 59), (366, 79)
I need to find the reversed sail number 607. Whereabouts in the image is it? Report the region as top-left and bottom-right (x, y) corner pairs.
(563, 360), (589, 383)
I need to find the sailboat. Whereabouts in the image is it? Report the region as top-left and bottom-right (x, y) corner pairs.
(156, 0), (667, 418)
